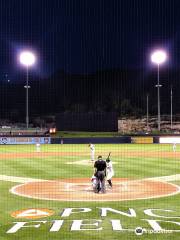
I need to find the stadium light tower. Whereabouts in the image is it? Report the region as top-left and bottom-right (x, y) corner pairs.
(19, 51), (36, 128)
(151, 49), (167, 131)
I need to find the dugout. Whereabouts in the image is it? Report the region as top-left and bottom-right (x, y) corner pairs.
(56, 112), (118, 131)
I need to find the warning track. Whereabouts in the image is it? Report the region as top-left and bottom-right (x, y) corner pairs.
(0, 151), (179, 159)
(10, 178), (180, 202)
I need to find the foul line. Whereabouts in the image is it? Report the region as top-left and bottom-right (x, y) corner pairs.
(0, 175), (46, 183)
(0, 173), (180, 185)
(147, 174), (180, 182)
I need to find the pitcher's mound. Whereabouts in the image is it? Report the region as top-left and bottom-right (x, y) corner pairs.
(10, 178), (180, 202)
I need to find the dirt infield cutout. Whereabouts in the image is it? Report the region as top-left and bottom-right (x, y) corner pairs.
(66, 159), (118, 166)
(10, 178), (180, 202)
(1, 150), (180, 202)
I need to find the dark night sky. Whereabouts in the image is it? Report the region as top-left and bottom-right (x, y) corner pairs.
(0, 0), (180, 79)
(0, 0), (180, 120)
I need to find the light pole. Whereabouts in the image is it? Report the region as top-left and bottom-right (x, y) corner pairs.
(171, 86), (173, 130)
(151, 50), (167, 131)
(146, 93), (149, 130)
(19, 51), (36, 128)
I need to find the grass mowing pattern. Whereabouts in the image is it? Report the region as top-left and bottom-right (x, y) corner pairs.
(0, 144), (179, 239)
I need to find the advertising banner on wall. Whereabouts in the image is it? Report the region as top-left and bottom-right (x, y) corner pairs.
(131, 137), (153, 144)
(0, 137), (51, 144)
(159, 137), (180, 144)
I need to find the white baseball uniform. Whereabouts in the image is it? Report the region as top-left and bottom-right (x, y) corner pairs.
(173, 143), (176, 152)
(91, 175), (97, 190)
(106, 161), (114, 180)
(36, 143), (41, 152)
(89, 144), (95, 161)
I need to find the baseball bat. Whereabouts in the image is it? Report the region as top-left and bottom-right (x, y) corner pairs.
(106, 152), (111, 160)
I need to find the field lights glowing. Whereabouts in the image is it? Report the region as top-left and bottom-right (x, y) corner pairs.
(19, 50), (36, 129)
(19, 51), (36, 67)
(151, 50), (167, 65)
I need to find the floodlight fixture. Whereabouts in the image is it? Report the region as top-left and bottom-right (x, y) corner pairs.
(151, 50), (167, 65)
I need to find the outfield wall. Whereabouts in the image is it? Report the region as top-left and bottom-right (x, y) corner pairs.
(51, 136), (157, 144)
(1, 135), (180, 144)
(0, 136), (51, 144)
(51, 136), (180, 144)
(51, 137), (130, 144)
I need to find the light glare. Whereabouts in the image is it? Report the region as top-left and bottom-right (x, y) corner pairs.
(151, 50), (167, 65)
(19, 51), (36, 67)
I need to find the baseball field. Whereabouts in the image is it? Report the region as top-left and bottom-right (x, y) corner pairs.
(0, 143), (180, 239)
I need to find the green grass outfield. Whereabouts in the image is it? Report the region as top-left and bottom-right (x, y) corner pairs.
(0, 144), (179, 239)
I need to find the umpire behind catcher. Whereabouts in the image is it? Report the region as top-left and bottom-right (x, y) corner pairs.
(94, 155), (107, 193)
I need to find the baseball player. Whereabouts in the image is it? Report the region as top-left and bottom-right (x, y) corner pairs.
(94, 155), (107, 193)
(106, 158), (114, 187)
(36, 142), (41, 152)
(89, 143), (95, 161)
(91, 175), (97, 191)
(173, 142), (177, 152)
